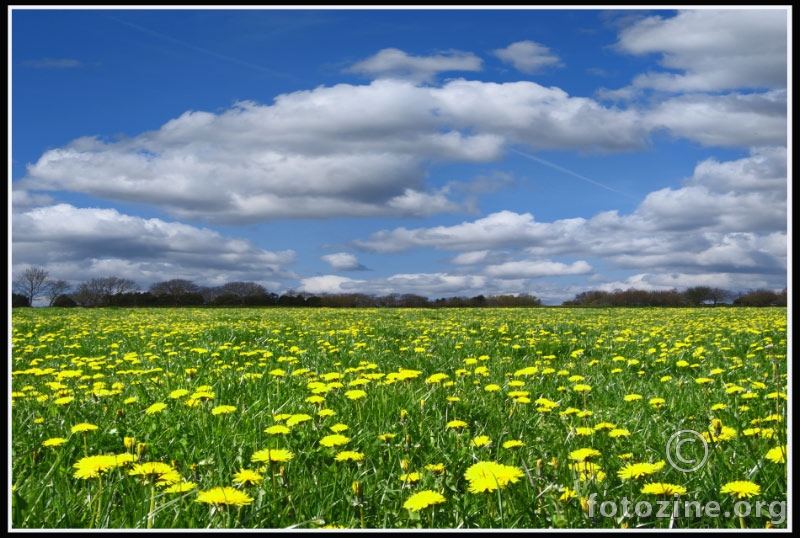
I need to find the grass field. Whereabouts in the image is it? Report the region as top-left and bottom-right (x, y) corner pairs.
(10, 307), (788, 529)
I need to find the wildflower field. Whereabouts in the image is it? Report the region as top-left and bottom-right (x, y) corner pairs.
(10, 307), (788, 529)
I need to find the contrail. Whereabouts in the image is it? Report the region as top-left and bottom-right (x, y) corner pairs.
(509, 147), (637, 200)
(107, 15), (292, 79)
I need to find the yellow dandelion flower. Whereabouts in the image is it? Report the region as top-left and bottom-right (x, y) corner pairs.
(232, 469), (263, 486)
(196, 486), (253, 507)
(608, 428), (631, 438)
(71, 422), (99, 434)
(594, 422), (616, 431)
(471, 435), (491, 447)
(168, 389), (189, 399)
(329, 423), (349, 433)
(425, 373), (449, 384)
(378, 433), (396, 442)
(403, 490), (446, 511)
(464, 461), (524, 493)
(42, 437), (68, 448)
(720, 480), (761, 499)
(345, 390), (367, 400)
(399, 472), (422, 483)
(251, 448), (294, 463)
(641, 483), (687, 496)
(445, 420), (468, 430)
(162, 481), (198, 493)
(73, 453), (134, 479)
(765, 446), (786, 464)
(502, 440), (524, 449)
(319, 434), (350, 448)
(145, 402), (167, 415)
(128, 462), (176, 482)
(211, 405), (237, 415)
(264, 425), (291, 435)
(559, 487), (577, 501)
(334, 451), (364, 462)
(286, 414), (312, 427)
(569, 448), (601, 461)
(623, 394), (642, 402)
(575, 427), (595, 437)
(618, 461), (665, 480)
(424, 463), (445, 474)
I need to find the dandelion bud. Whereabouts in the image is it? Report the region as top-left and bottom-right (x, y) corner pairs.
(400, 459), (410, 471)
(124, 437), (135, 450)
(351, 481), (362, 497)
(400, 409), (407, 421)
(137, 442), (147, 457)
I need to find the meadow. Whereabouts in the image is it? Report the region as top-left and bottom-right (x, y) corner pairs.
(10, 306), (788, 529)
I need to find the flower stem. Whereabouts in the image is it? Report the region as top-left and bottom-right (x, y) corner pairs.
(147, 479), (156, 529)
(92, 475), (103, 528)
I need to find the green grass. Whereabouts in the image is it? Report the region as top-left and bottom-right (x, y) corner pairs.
(11, 307), (787, 529)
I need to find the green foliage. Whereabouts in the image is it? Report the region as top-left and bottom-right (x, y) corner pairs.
(11, 307), (787, 529)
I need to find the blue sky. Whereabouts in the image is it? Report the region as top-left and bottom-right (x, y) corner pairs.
(9, 7), (790, 304)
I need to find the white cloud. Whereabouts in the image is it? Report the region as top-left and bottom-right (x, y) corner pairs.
(688, 147), (787, 193)
(615, 9), (787, 93)
(645, 91), (787, 148)
(493, 41), (562, 74)
(297, 275), (362, 295)
(17, 77), (658, 224)
(299, 272), (529, 299)
(11, 204), (296, 288)
(354, 147), (786, 285)
(484, 260), (592, 279)
(321, 252), (366, 271)
(346, 48), (483, 83)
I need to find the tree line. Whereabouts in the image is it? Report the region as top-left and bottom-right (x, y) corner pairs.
(11, 266), (787, 309)
(562, 286), (787, 307)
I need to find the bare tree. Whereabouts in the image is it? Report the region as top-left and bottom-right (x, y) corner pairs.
(72, 276), (140, 307)
(220, 281), (268, 297)
(707, 287), (732, 306)
(44, 279), (71, 306)
(149, 279), (200, 296)
(12, 267), (49, 306)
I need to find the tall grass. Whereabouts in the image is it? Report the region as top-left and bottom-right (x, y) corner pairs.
(11, 307), (787, 528)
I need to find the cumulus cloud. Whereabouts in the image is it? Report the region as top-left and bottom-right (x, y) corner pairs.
(17, 77), (658, 224)
(321, 252), (367, 271)
(345, 48), (483, 83)
(483, 260), (592, 279)
(353, 148), (786, 288)
(11, 204), (297, 287)
(645, 91), (787, 147)
(687, 146), (787, 193)
(614, 9), (787, 93)
(298, 272), (529, 299)
(493, 41), (562, 74)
